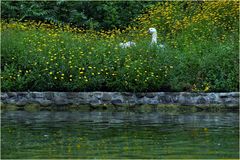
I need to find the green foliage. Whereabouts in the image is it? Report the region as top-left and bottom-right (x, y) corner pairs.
(1, 1), (154, 30)
(1, 1), (239, 92)
(0, 27), (169, 92)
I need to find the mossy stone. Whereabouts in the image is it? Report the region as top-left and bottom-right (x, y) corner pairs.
(24, 104), (41, 112)
(5, 105), (19, 111)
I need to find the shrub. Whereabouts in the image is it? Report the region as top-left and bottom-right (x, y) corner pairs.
(1, 1), (239, 92)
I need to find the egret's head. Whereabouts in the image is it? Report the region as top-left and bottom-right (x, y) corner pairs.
(148, 28), (157, 34)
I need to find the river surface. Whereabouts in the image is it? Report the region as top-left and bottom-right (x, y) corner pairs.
(1, 110), (239, 159)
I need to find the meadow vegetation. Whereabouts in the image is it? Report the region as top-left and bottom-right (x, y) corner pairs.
(1, 1), (239, 92)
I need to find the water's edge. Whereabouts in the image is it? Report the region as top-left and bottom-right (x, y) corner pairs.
(1, 92), (239, 111)
(2, 110), (239, 159)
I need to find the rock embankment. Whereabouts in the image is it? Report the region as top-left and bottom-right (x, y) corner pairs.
(1, 92), (239, 107)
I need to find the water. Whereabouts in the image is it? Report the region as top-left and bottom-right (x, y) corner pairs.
(1, 110), (239, 159)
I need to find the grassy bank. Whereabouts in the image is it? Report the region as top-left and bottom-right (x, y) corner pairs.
(1, 1), (239, 92)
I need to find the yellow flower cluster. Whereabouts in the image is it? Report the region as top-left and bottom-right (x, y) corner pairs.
(133, 1), (238, 46)
(1, 1), (238, 92)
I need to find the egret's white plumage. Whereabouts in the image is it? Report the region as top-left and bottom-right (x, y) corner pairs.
(119, 41), (136, 48)
(119, 28), (165, 49)
(148, 27), (165, 49)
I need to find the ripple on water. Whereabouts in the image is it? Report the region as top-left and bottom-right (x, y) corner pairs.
(1, 110), (239, 159)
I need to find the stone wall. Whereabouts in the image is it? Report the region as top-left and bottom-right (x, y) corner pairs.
(1, 92), (239, 107)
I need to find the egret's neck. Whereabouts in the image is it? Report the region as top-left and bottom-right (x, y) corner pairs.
(151, 32), (157, 44)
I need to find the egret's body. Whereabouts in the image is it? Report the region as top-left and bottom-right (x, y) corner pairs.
(148, 28), (165, 49)
(119, 41), (136, 48)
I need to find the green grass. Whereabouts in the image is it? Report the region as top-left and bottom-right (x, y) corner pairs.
(1, 18), (238, 92)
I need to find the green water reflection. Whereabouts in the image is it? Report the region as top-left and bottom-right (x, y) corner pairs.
(1, 111), (239, 159)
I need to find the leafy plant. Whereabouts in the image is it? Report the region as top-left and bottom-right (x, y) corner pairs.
(1, 1), (239, 92)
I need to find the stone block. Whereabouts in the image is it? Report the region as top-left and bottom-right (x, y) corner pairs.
(45, 92), (54, 100)
(178, 95), (189, 105)
(54, 99), (69, 105)
(93, 92), (103, 99)
(145, 93), (156, 98)
(181, 92), (197, 97)
(78, 92), (86, 99)
(90, 99), (101, 106)
(219, 93), (229, 98)
(102, 93), (112, 101)
(196, 97), (207, 104)
(148, 100), (159, 105)
(158, 95), (174, 104)
(31, 92), (45, 98)
(229, 92), (240, 98)
(122, 92), (133, 96)
(135, 93), (146, 98)
(34, 98), (53, 106)
(111, 99), (123, 105)
(5, 98), (17, 104)
(54, 92), (67, 98)
(17, 92), (28, 97)
(7, 92), (17, 98)
(16, 98), (28, 106)
(1, 93), (8, 100)
(111, 92), (123, 99)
